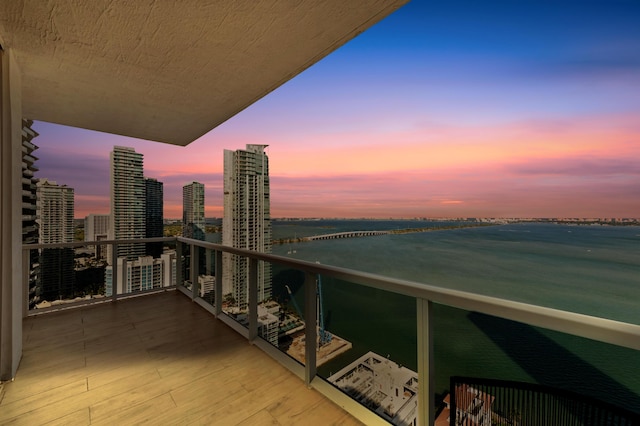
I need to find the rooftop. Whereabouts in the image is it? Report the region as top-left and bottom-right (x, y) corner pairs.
(0, 291), (362, 425)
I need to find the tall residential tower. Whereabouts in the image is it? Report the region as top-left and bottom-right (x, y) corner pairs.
(85, 213), (110, 259)
(222, 144), (272, 310)
(36, 179), (75, 301)
(182, 181), (205, 240)
(109, 146), (145, 260)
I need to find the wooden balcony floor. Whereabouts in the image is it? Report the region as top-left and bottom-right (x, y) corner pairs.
(0, 291), (362, 425)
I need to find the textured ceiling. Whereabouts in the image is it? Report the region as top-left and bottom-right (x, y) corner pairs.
(0, 0), (407, 146)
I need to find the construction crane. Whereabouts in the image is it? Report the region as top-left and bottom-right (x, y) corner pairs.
(285, 285), (303, 320)
(317, 274), (332, 346)
(286, 274), (332, 348)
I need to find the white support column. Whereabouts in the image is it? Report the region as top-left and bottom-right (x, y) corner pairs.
(0, 47), (24, 381)
(417, 298), (434, 426)
(190, 243), (198, 300)
(175, 241), (183, 287)
(111, 244), (118, 301)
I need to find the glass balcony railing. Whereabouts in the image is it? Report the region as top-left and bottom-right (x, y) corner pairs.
(22, 237), (640, 425)
(432, 305), (640, 425)
(315, 274), (418, 425)
(24, 237), (178, 312)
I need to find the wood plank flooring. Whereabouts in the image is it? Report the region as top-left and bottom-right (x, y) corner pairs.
(0, 291), (362, 425)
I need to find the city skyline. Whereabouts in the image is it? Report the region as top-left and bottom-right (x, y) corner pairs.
(33, 1), (640, 219)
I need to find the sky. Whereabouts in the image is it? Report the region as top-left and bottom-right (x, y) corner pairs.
(34, 0), (640, 219)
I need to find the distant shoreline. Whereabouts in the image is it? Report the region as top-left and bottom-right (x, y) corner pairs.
(152, 217), (640, 225)
(269, 218), (640, 226)
(272, 222), (496, 245)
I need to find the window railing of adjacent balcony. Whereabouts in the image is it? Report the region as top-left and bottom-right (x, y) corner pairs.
(22, 237), (640, 426)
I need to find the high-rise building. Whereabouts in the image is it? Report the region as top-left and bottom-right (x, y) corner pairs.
(85, 214), (110, 241)
(145, 178), (164, 257)
(84, 213), (110, 259)
(222, 144), (272, 311)
(36, 179), (75, 301)
(109, 146), (145, 260)
(105, 253), (176, 297)
(182, 181), (205, 240)
(198, 275), (215, 299)
(22, 119), (40, 308)
(22, 120), (39, 245)
(36, 179), (75, 243)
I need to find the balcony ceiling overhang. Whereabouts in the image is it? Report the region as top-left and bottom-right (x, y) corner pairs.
(0, 0), (407, 146)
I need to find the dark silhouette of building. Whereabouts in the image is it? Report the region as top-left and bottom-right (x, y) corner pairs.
(145, 177), (164, 257)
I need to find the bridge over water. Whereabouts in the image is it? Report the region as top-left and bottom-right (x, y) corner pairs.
(274, 223), (495, 245)
(305, 230), (389, 241)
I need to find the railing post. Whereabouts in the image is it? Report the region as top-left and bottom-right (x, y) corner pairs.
(214, 250), (223, 316)
(417, 298), (434, 426)
(175, 239), (183, 288)
(190, 243), (198, 300)
(304, 272), (317, 387)
(248, 257), (258, 342)
(111, 243), (118, 301)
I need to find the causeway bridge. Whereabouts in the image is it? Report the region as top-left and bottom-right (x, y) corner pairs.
(305, 230), (389, 241)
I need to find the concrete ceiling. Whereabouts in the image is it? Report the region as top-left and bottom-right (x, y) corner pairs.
(0, 0), (407, 146)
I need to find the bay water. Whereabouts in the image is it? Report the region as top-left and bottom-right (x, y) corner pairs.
(269, 220), (640, 411)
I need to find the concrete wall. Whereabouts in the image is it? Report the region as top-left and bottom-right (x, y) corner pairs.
(0, 47), (24, 380)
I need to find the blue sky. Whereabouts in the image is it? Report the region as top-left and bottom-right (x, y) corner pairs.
(35, 0), (640, 218)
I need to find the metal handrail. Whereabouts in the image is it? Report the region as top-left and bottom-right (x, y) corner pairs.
(23, 236), (175, 250)
(22, 236), (640, 425)
(175, 236), (640, 352)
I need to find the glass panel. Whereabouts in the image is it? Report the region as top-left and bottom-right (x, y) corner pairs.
(432, 304), (640, 423)
(221, 252), (240, 312)
(219, 252), (250, 333)
(163, 238), (178, 288)
(198, 217), (221, 304)
(29, 239), (179, 310)
(197, 247), (216, 305)
(145, 238), (164, 260)
(29, 242), (109, 310)
(26, 247), (39, 309)
(317, 275), (418, 425)
(256, 259), (278, 346)
(78, 242), (109, 299)
(218, 256), (280, 343)
(109, 241), (178, 296)
(180, 241), (191, 291)
(271, 262), (306, 362)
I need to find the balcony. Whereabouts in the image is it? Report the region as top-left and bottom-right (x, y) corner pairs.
(1, 290), (360, 425)
(9, 237), (640, 425)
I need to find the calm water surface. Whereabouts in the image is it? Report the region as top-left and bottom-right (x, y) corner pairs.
(268, 221), (640, 410)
